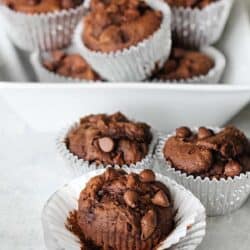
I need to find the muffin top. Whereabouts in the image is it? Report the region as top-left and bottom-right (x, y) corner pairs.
(165, 0), (218, 9)
(3, 0), (83, 14)
(43, 50), (101, 81)
(66, 112), (152, 166)
(83, 0), (162, 52)
(153, 48), (214, 80)
(164, 126), (250, 179)
(75, 168), (174, 250)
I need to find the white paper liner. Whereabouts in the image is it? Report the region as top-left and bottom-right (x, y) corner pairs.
(42, 169), (206, 250)
(155, 127), (250, 216)
(152, 46), (226, 84)
(74, 0), (172, 82)
(30, 46), (103, 83)
(170, 0), (234, 48)
(56, 122), (159, 176)
(0, 3), (86, 52)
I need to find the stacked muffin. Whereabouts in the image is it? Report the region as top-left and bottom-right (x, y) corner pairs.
(8, 0), (231, 82)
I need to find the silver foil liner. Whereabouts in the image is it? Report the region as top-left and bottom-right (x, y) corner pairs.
(155, 127), (250, 216)
(152, 46), (226, 84)
(56, 122), (159, 176)
(170, 0), (234, 48)
(42, 169), (206, 250)
(0, 4), (86, 52)
(74, 0), (172, 81)
(30, 46), (102, 83)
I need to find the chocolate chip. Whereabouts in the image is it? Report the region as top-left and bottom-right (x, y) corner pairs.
(104, 168), (119, 181)
(141, 210), (157, 240)
(27, 0), (41, 6)
(126, 173), (137, 188)
(151, 190), (170, 207)
(198, 127), (214, 140)
(176, 127), (192, 138)
(123, 190), (138, 208)
(224, 160), (242, 177)
(61, 0), (76, 9)
(98, 137), (115, 153)
(139, 169), (155, 183)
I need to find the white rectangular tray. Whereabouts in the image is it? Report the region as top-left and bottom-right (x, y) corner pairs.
(0, 0), (250, 133)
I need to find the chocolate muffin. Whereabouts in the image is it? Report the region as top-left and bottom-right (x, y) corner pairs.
(43, 50), (101, 81)
(66, 112), (153, 166)
(68, 168), (174, 250)
(83, 0), (162, 52)
(165, 0), (218, 9)
(153, 47), (214, 80)
(2, 0), (83, 14)
(164, 126), (250, 179)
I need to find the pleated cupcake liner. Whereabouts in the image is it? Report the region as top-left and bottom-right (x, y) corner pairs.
(170, 0), (234, 48)
(155, 127), (250, 216)
(30, 45), (102, 83)
(152, 46), (226, 84)
(56, 122), (159, 176)
(42, 169), (206, 250)
(74, 0), (172, 82)
(0, 3), (86, 52)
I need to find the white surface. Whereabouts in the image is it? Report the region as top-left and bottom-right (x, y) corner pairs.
(42, 169), (205, 250)
(0, 97), (250, 250)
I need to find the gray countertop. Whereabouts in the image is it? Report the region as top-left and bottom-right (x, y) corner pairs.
(0, 97), (250, 250)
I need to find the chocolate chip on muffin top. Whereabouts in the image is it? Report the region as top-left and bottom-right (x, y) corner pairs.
(3, 0), (83, 14)
(153, 47), (214, 80)
(165, 0), (218, 9)
(67, 168), (174, 250)
(164, 126), (250, 179)
(43, 50), (101, 81)
(66, 112), (153, 166)
(83, 0), (162, 52)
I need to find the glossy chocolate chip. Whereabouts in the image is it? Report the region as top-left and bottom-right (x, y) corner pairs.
(123, 190), (139, 208)
(151, 190), (170, 207)
(98, 137), (115, 153)
(198, 127), (214, 140)
(126, 173), (138, 188)
(176, 126), (192, 138)
(224, 160), (242, 177)
(139, 169), (155, 183)
(141, 210), (157, 240)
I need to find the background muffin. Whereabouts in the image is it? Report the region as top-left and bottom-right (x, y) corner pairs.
(0, 0), (86, 51)
(165, 0), (234, 48)
(69, 168), (174, 250)
(74, 0), (172, 81)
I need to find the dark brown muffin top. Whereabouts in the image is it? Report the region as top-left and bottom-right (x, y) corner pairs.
(153, 47), (214, 80)
(164, 126), (250, 179)
(73, 168), (174, 250)
(43, 50), (101, 81)
(165, 0), (218, 9)
(3, 0), (83, 14)
(66, 112), (152, 166)
(83, 0), (162, 52)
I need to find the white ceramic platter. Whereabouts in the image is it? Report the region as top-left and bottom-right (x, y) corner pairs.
(0, 0), (250, 133)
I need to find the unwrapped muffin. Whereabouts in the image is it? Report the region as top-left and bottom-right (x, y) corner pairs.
(74, 0), (172, 81)
(164, 0), (234, 48)
(0, 0), (86, 51)
(156, 126), (250, 216)
(68, 168), (175, 250)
